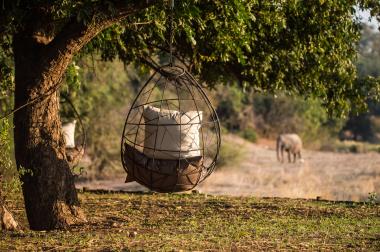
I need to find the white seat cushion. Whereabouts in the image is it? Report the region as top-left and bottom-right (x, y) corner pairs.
(143, 106), (202, 159)
(62, 120), (76, 148)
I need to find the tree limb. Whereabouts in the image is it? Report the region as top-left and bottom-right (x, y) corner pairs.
(48, 0), (161, 58)
(18, 0), (161, 99)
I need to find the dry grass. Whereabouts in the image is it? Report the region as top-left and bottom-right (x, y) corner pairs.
(198, 135), (380, 202)
(76, 135), (380, 202)
(1, 192), (379, 251)
(331, 140), (380, 153)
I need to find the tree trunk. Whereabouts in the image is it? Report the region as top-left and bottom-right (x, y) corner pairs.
(10, 1), (156, 231)
(13, 35), (86, 230)
(0, 175), (20, 231)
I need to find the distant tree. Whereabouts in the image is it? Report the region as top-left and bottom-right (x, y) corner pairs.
(0, 0), (379, 230)
(342, 96), (380, 142)
(357, 24), (380, 78)
(341, 24), (380, 142)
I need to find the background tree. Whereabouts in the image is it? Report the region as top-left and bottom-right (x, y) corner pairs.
(357, 24), (380, 78)
(1, 0), (159, 230)
(0, 0), (379, 230)
(341, 24), (380, 142)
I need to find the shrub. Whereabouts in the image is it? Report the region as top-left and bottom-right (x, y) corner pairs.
(0, 119), (22, 195)
(241, 127), (257, 143)
(331, 140), (380, 154)
(252, 93), (345, 148)
(216, 136), (248, 168)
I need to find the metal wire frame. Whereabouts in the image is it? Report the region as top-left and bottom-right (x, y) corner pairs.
(120, 65), (221, 192)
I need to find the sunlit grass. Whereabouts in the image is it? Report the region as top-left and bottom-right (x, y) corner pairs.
(1, 192), (379, 251)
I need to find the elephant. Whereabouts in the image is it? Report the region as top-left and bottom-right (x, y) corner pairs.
(276, 133), (303, 163)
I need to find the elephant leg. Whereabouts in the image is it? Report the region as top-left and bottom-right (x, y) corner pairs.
(287, 151), (291, 163)
(280, 147), (284, 163)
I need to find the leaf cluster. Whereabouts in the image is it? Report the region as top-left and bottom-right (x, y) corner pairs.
(0, 0), (380, 115)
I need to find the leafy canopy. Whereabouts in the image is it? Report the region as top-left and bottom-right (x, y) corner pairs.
(1, 0), (380, 115)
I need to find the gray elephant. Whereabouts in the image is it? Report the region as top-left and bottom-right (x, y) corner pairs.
(276, 133), (303, 163)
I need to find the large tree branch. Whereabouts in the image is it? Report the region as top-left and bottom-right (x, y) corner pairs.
(48, 0), (160, 59)
(26, 0), (161, 98)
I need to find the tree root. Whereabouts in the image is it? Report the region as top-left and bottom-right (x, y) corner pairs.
(52, 202), (87, 229)
(0, 203), (21, 231)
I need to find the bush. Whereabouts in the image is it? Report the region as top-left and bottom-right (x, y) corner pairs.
(216, 136), (248, 168)
(0, 119), (22, 195)
(241, 127), (257, 143)
(330, 140), (380, 154)
(60, 57), (145, 178)
(215, 85), (247, 131)
(252, 93), (345, 148)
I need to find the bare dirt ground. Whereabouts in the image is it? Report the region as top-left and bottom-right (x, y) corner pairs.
(76, 135), (380, 202)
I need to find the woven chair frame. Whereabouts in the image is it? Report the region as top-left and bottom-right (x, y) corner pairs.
(121, 65), (221, 192)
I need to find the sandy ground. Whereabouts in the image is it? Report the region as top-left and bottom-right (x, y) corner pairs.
(76, 136), (380, 202)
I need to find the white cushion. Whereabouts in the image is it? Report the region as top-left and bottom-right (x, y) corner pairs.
(62, 120), (76, 148)
(143, 106), (202, 159)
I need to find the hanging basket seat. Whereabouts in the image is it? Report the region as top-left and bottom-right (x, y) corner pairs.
(121, 65), (221, 192)
(123, 143), (203, 192)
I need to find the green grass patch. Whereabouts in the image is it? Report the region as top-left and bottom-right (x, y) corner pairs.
(1, 192), (379, 251)
(240, 127), (258, 143)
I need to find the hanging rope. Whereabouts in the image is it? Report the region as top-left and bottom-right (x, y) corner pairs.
(169, 0), (175, 66)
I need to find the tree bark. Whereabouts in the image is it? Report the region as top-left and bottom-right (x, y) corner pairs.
(13, 35), (87, 230)
(11, 0), (159, 231)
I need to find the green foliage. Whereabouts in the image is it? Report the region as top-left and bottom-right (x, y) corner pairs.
(215, 85), (248, 131)
(0, 119), (13, 175)
(367, 192), (378, 205)
(60, 56), (142, 177)
(342, 107), (380, 143)
(60, 61), (82, 122)
(340, 26), (380, 143)
(97, 0), (380, 118)
(216, 137), (248, 168)
(331, 140), (380, 153)
(0, 34), (14, 114)
(240, 127), (257, 143)
(214, 82), (346, 147)
(357, 25), (380, 78)
(252, 94), (345, 145)
(0, 0), (379, 175)
(61, 56), (132, 122)
(0, 42), (18, 193)
(0, 119), (21, 195)
(1, 0), (379, 116)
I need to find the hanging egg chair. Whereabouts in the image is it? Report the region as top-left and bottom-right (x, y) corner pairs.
(121, 65), (221, 192)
